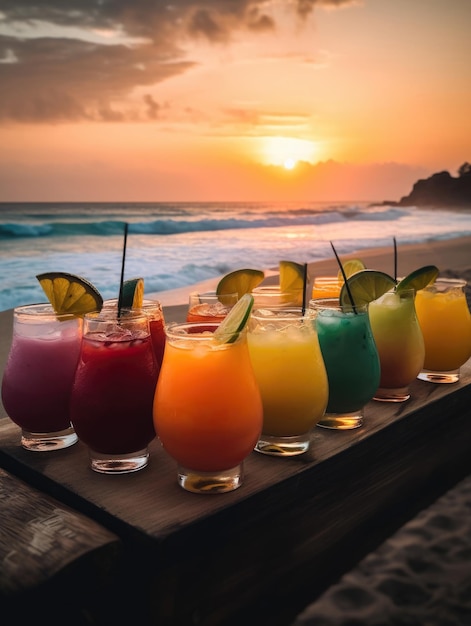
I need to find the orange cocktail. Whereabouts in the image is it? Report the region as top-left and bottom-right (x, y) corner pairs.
(311, 276), (341, 300)
(153, 322), (262, 493)
(415, 278), (471, 382)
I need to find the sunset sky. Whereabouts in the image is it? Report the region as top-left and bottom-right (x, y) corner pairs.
(1, 0), (470, 202)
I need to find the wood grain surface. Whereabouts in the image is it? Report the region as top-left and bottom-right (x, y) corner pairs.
(0, 467), (122, 624)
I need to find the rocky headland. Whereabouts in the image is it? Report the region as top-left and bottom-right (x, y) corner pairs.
(389, 162), (471, 209)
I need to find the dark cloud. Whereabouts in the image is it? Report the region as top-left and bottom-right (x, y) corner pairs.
(0, 32), (194, 122)
(144, 94), (163, 120)
(187, 9), (228, 41)
(0, 0), (354, 123)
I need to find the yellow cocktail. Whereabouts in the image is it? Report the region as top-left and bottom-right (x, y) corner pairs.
(247, 308), (328, 456)
(368, 288), (425, 401)
(415, 278), (471, 382)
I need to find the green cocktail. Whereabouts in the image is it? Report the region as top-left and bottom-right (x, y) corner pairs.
(311, 299), (380, 429)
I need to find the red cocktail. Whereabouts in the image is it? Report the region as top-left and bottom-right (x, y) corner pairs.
(70, 310), (157, 473)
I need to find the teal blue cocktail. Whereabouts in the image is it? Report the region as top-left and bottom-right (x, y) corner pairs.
(310, 298), (380, 429)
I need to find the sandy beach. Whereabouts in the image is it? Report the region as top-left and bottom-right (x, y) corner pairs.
(0, 236), (470, 623)
(292, 473), (471, 625)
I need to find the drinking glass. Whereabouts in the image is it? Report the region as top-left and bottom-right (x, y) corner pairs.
(415, 278), (471, 383)
(251, 285), (303, 308)
(247, 307), (328, 455)
(311, 276), (341, 300)
(187, 291), (238, 323)
(104, 298), (166, 371)
(310, 298), (380, 429)
(1, 303), (81, 451)
(153, 322), (263, 494)
(141, 298), (166, 370)
(70, 309), (157, 474)
(368, 288), (425, 402)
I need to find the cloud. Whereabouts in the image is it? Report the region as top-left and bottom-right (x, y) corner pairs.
(0, 0), (354, 123)
(220, 107), (311, 136)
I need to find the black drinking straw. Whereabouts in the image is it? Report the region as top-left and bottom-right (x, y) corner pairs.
(117, 222), (129, 318)
(393, 236), (398, 281)
(330, 241), (358, 313)
(302, 262), (308, 314)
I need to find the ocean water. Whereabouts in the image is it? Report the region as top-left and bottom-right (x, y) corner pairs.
(1, 201), (470, 312)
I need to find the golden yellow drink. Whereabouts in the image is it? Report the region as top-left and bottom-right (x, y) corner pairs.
(247, 308), (328, 455)
(368, 289), (424, 401)
(415, 278), (471, 382)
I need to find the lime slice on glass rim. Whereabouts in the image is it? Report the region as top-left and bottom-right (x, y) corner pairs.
(279, 260), (305, 305)
(339, 269), (396, 308)
(36, 272), (103, 318)
(395, 265), (439, 294)
(213, 293), (254, 344)
(337, 258), (366, 283)
(216, 268), (265, 303)
(121, 277), (145, 308)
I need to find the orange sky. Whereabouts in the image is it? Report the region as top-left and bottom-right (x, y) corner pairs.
(0, 0), (470, 202)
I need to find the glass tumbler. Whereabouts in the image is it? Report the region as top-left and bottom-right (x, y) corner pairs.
(251, 285), (303, 308)
(104, 298), (166, 372)
(368, 288), (425, 402)
(70, 309), (157, 474)
(1, 303), (81, 451)
(187, 291), (238, 323)
(311, 277), (341, 301)
(247, 307), (328, 455)
(154, 322), (263, 494)
(415, 278), (471, 383)
(310, 299), (380, 429)
(141, 299), (166, 369)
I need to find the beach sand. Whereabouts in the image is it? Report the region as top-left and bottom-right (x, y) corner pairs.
(292, 474), (471, 626)
(0, 236), (470, 622)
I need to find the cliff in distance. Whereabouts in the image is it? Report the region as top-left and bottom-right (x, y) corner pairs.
(394, 162), (471, 208)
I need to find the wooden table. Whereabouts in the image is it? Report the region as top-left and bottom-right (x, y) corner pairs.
(0, 467), (122, 625)
(1, 307), (471, 626)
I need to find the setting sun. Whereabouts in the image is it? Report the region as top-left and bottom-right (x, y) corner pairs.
(283, 158), (296, 170)
(259, 136), (319, 168)
(0, 1), (470, 202)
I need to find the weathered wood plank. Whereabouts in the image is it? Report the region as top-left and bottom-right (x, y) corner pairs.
(0, 467), (123, 624)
